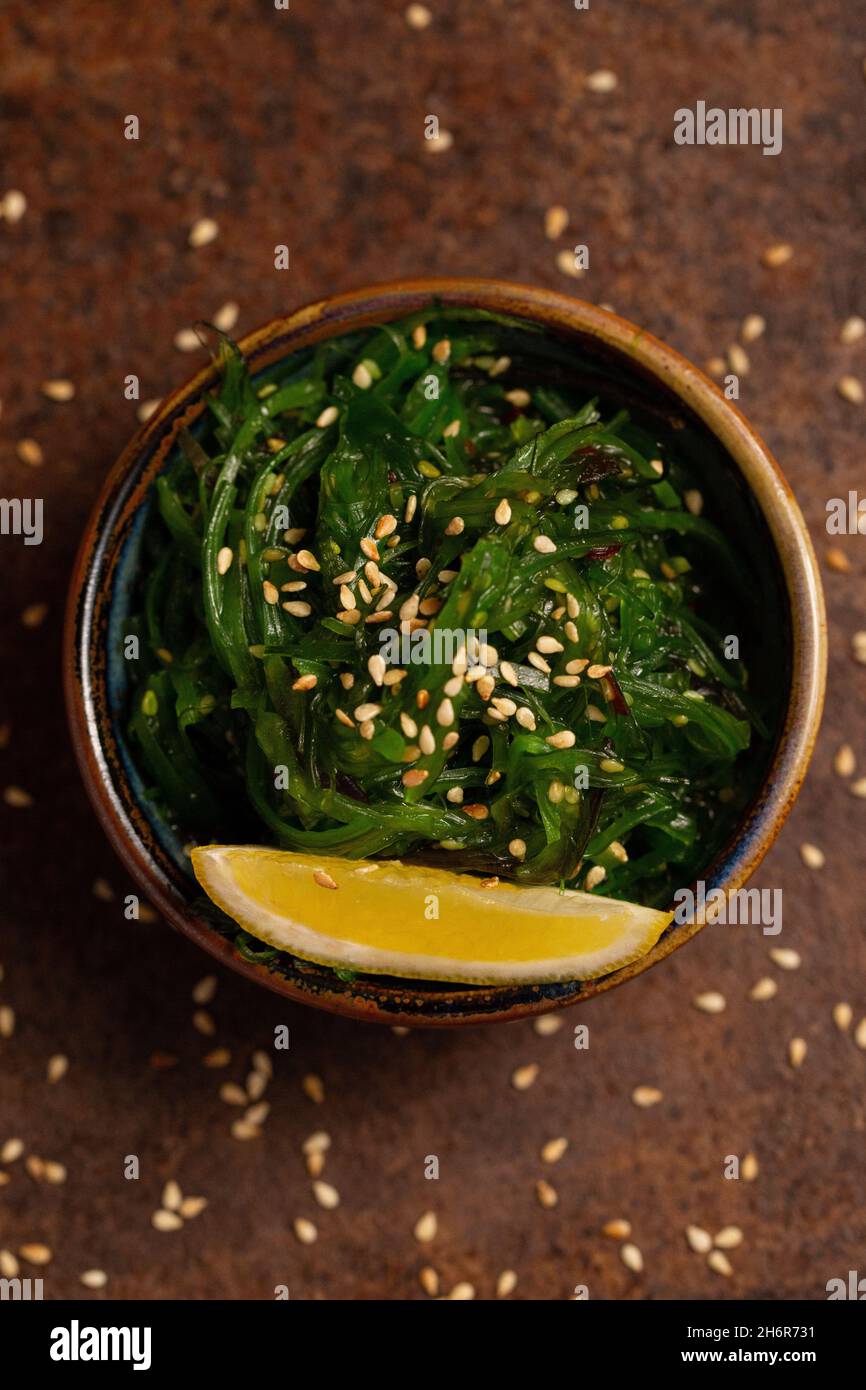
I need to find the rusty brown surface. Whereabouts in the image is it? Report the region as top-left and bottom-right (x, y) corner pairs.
(0, 0), (864, 1301)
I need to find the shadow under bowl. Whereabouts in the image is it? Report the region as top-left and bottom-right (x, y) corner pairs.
(64, 278), (827, 1026)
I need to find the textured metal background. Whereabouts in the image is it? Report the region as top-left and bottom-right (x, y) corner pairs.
(0, 0), (864, 1300)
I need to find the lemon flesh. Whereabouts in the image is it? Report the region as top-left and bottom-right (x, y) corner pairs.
(191, 846), (672, 986)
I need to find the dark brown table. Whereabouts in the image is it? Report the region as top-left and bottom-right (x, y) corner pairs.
(1, 0), (864, 1300)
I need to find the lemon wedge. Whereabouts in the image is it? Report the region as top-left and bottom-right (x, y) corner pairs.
(191, 846), (672, 985)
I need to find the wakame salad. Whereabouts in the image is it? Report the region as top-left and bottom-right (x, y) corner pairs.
(127, 305), (771, 943)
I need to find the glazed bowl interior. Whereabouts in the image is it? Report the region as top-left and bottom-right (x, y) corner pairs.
(65, 279), (826, 1026)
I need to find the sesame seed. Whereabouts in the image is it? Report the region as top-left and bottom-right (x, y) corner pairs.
(587, 663), (612, 678)
(446, 787), (464, 803)
(302, 1131), (331, 1156)
(402, 769), (428, 788)
(761, 242), (793, 268)
(19, 1243), (53, 1264)
(367, 654), (386, 687)
(204, 1048), (231, 1068)
(174, 326), (202, 352)
(353, 703), (382, 721)
(285, 527), (307, 544)
(352, 362), (373, 389)
(468, 736), (491, 766)
(740, 314), (766, 343)
(219, 1078), (247, 1100)
(601, 1218), (631, 1240)
(443, 419), (460, 438)
(749, 977), (777, 1001)
(546, 729), (575, 749)
(707, 1249), (733, 1277)
(463, 803), (489, 820)
(80, 1268), (108, 1289)
(313, 1180), (340, 1210)
(406, 3), (432, 28)
(826, 548), (851, 573)
(799, 842), (824, 869)
(418, 725), (436, 755)
(436, 698), (455, 726)
(496, 1268), (518, 1296)
(313, 870), (338, 890)
(537, 635), (564, 654)
(512, 1063), (539, 1091)
(419, 1266), (439, 1296)
(727, 343), (750, 376)
(447, 1282), (475, 1300)
(413, 1210), (437, 1243)
(741, 1152), (759, 1181)
(283, 601), (312, 617)
(316, 405), (339, 428)
(432, 339), (451, 364)
(335, 708), (354, 729)
(834, 743), (856, 777)
(526, 652), (551, 674)
(492, 697), (517, 718)
(544, 205), (569, 239)
(180, 1196), (207, 1219)
(855, 1017), (866, 1050)
(0, 1005), (16, 1037)
(494, 498), (512, 525)
(47, 1053), (69, 1084)
(0, 189), (27, 222)
(547, 780), (565, 804)
(505, 389), (531, 409)
(16, 438), (43, 467)
(296, 549), (320, 571)
(536, 1178), (558, 1209)
(508, 837), (527, 859)
(534, 1014), (562, 1036)
(375, 513), (398, 540)
(788, 1036), (807, 1068)
(292, 673), (317, 691)
(533, 535), (556, 554)
(217, 546), (233, 575)
(1, 1138), (23, 1163)
(152, 1210), (183, 1232)
(552, 675), (580, 689)
(833, 1002), (853, 1031)
(769, 947), (800, 970)
(399, 713), (418, 739)
(714, 1225), (744, 1250)
(188, 217), (219, 248)
(541, 1136), (568, 1164)
(213, 301), (239, 332)
(631, 1085), (662, 1108)
(444, 516), (464, 536)
(693, 991), (726, 1014)
(294, 1217), (318, 1245)
(620, 1243), (643, 1273)
(837, 376), (864, 405)
(411, 325), (428, 351)
(231, 1120), (262, 1141)
(137, 398), (160, 422)
(686, 1225), (713, 1254)
(585, 67), (618, 92)
(162, 1179), (183, 1211)
(262, 580), (279, 605)
(841, 315), (865, 344)
(41, 378), (75, 401)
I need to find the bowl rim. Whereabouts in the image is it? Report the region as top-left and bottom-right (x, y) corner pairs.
(63, 276), (827, 1026)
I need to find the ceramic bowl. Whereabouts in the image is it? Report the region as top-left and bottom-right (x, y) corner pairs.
(64, 279), (826, 1026)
